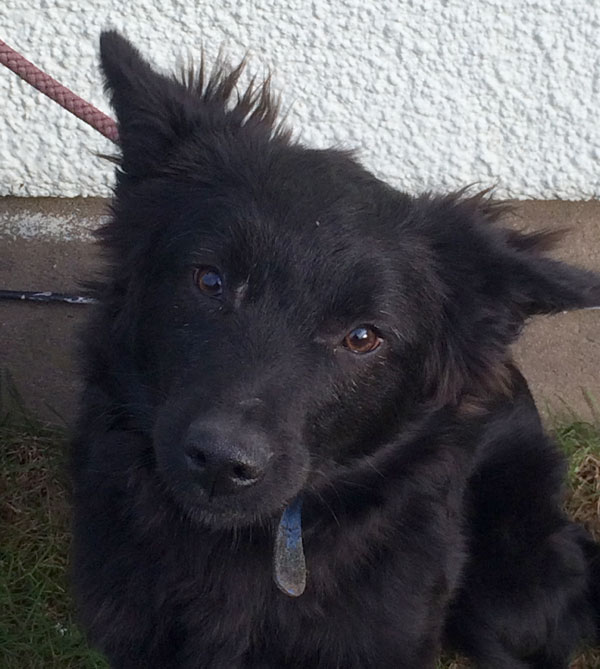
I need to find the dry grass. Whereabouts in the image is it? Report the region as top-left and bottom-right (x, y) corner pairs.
(559, 421), (600, 542)
(1, 410), (599, 667)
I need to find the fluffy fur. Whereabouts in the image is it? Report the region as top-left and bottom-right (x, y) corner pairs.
(70, 31), (600, 668)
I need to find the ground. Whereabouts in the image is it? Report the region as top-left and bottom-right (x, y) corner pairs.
(1, 397), (599, 668)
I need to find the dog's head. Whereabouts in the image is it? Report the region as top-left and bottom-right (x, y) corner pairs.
(97, 31), (600, 530)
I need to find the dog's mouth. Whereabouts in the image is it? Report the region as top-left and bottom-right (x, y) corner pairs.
(168, 486), (307, 597)
(152, 412), (309, 595)
(187, 491), (307, 597)
(178, 487), (307, 597)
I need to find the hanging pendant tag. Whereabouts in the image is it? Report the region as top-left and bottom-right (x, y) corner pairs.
(273, 497), (306, 597)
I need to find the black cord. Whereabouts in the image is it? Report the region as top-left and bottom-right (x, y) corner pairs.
(0, 290), (97, 305)
(0, 289), (598, 311)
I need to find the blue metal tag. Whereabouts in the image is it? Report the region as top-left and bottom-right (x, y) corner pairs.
(273, 497), (306, 597)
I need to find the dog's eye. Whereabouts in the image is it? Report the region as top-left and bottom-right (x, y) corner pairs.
(194, 267), (223, 297)
(343, 326), (382, 354)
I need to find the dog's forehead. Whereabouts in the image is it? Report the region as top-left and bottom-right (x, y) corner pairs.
(149, 145), (416, 317)
(163, 156), (393, 272)
(159, 185), (401, 321)
(221, 207), (391, 299)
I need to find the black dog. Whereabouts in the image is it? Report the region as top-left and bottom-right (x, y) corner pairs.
(71, 31), (600, 668)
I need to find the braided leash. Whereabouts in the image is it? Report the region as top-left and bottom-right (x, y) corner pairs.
(0, 38), (119, 144)
(0, 38), (113, 304)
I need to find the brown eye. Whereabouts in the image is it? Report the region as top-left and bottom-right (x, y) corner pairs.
(194, 267), (223, 297)
(343, 326), (382, 354)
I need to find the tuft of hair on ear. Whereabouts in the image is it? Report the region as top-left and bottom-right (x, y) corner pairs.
(503, 227), (567, 255)
(98, 30), (290, 178)
(436, 188), (566, 254)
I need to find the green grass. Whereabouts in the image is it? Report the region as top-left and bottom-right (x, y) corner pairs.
(0, 417), (108, 668)
(1, 412), (599, 668)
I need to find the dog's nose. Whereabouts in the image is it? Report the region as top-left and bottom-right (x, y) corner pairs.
(183, 425), (268, 496)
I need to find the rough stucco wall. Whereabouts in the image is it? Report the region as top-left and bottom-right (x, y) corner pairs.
(1, 0), (599, 200)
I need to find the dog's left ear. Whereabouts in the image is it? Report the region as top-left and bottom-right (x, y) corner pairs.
(505, 233), (600, 315)
(421, 195), (599, 405)
(440, 194), (600, 316)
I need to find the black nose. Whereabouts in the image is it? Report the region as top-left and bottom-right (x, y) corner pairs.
(183, 424), (269, 496)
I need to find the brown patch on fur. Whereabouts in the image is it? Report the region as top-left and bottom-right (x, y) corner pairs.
(457, 359), (515, 416)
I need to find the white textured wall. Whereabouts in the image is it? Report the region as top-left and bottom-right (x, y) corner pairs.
(1, 0), (599, 200)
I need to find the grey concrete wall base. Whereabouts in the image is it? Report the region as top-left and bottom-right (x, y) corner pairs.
(1, 197), (599, 425)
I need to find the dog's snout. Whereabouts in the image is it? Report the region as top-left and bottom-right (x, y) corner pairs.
(183, 422), (269, 496)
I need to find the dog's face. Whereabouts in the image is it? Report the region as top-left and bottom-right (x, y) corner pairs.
(98, 32), (600, 528)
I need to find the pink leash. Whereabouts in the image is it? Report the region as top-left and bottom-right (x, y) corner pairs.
(0, 38), (119, 144)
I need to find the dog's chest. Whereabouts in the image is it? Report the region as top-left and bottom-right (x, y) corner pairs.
(169, 510), (465, 667)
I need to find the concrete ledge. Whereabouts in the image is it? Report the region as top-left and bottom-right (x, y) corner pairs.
(1, 198), (599, 424)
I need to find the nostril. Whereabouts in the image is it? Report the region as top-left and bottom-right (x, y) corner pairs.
(230, 462), (260, 485)
(185, 447), (207, 470)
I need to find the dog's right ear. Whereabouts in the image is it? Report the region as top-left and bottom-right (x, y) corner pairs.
(99, 31), (191, 177)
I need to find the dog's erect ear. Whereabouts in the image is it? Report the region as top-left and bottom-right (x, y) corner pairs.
(99, 30), (192, 177)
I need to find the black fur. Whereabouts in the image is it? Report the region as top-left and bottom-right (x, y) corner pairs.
(70, 31), (600, 668)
